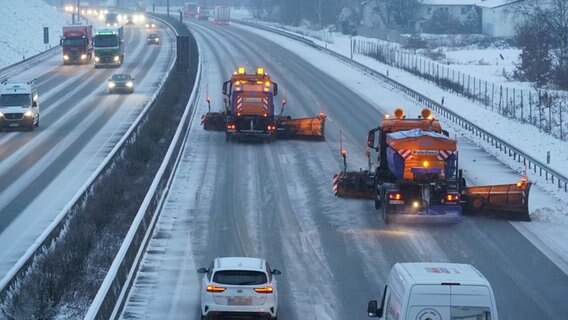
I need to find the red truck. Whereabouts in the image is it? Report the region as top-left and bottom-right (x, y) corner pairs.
(61, 25), (93, 65)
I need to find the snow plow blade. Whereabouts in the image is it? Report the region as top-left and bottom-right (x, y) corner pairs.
(332, 171), (375, 199)
(462, 181), (531, 221)
(201, 112), (226, 131)
(276, 113), (326, 140)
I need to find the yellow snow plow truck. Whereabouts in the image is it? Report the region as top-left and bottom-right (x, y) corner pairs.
(333, 108), (531, 223)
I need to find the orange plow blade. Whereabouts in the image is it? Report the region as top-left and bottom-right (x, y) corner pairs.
(462, 181), (531, 221)
(332, 171), (375, 199)
(276, 113), (326, 140)
(201, 112), (226, 131)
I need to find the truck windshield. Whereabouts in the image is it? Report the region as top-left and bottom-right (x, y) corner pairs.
(0, 94), (31, 107)
(62, 38), (87, 46)
(94, 35), (118, 47)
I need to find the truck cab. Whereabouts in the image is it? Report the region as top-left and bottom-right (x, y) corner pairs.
(368, 263), (498, 320)
(0, 80), (40, 131)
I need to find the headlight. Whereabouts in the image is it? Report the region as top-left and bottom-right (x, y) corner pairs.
(113, 56), (120, 62)
(126, 81), (133, 88)
(95, 56), (100, 62)
(108, 82), (116, 88)
(0, 112), (4, 118)
(81, 54), (87, 60)
(63, 55), (69, 60)
(24, 110), (34, 117)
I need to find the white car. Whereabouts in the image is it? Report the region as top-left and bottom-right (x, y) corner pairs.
(198, 257), (281, 320)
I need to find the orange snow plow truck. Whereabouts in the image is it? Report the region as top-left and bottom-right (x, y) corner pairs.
(201, 67), (326, 142)
(333, 108), (531, 223)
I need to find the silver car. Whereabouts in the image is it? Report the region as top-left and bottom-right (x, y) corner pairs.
(198, 257), (281, 319)
(108, 73), (134, 94)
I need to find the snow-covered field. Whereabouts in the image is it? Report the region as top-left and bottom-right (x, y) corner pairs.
(0, 0), (69, 68)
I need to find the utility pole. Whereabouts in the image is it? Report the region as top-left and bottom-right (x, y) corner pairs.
(167, 0), (170, 16)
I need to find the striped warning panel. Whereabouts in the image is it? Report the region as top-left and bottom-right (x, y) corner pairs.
(236, 96), (243, 112)
(398, 149), (413, 160)
(263, 97), (269, 113)
(332, 174), (339, 195)
(437, 150), (454, 160)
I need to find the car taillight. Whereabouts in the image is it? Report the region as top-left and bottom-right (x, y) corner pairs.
(227, 124), (236, 130)
(387, 191), (403, 201)
(445, 193), (460, 204)
(254, 286), (274, 293)
(267, 125), (276, 131)
(207, 285), (226, 293)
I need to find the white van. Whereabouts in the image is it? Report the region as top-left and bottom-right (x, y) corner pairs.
(0, 80), (40, 131)
(368, 263), (498, 320)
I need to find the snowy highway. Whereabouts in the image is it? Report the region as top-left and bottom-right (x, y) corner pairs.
(0, 22), (175, 282)
(120, 20), (568, 320)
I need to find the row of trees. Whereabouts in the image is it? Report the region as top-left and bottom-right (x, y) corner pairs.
(248, 0), (566, 90)
(514, 0), (568, 90)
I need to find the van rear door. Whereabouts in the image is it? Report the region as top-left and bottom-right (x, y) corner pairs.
(448, 285), (493, 320)
(407, 285), (450, 320)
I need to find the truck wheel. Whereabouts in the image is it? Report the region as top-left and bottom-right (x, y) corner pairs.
(374, 189), (381, 209)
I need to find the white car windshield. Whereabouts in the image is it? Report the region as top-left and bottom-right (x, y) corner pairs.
(213, 270), (267, 285)
(0, 94), (31, 107)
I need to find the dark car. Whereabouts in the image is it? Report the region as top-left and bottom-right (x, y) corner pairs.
(146, 33), (160, 45)
(125, 15), (134, 25)
(108, 73), (134, 94)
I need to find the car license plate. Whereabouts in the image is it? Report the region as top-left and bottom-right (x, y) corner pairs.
(9, 123), (19, 127)
(228, 296), (252, 305)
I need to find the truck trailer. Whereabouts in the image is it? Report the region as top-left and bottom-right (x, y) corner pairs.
(333, 108), (531, 223)
(61, 25), (93, 65)
(93, 27), (124, 68)
(201, 67), (326, 142)
(213, 6), (230, 25)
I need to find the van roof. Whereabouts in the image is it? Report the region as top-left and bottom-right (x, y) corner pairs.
(1, 81), (36, 94)
(395, 263), (489, 285)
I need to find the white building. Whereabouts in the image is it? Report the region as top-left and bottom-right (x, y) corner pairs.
(416, 0), (523, 37)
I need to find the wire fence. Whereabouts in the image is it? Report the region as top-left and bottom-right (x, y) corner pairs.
(352, 39), (568, 141)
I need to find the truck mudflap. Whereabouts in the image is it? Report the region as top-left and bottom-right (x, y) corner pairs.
(201, 112), (226, 131)
(332, 171), (375, 199)
(461, 180), (531, 221)
(275, 113), (326, 140)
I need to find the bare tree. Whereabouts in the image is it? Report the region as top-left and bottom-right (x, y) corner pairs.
(311, 0), (326, 29)
(514, 0), (568, 89)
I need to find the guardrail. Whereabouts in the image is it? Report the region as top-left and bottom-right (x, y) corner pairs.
(235, 20), (568, 193)
(0, 46), (61, 83)
(0, 17), (178, 304)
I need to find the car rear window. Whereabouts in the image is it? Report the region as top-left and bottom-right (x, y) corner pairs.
(213, 270), (267, 285)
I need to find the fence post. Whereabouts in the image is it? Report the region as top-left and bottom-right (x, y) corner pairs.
(491, 83), (495, 111)
(529, 91), (532, 124)
(485, 81), (488, 106)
